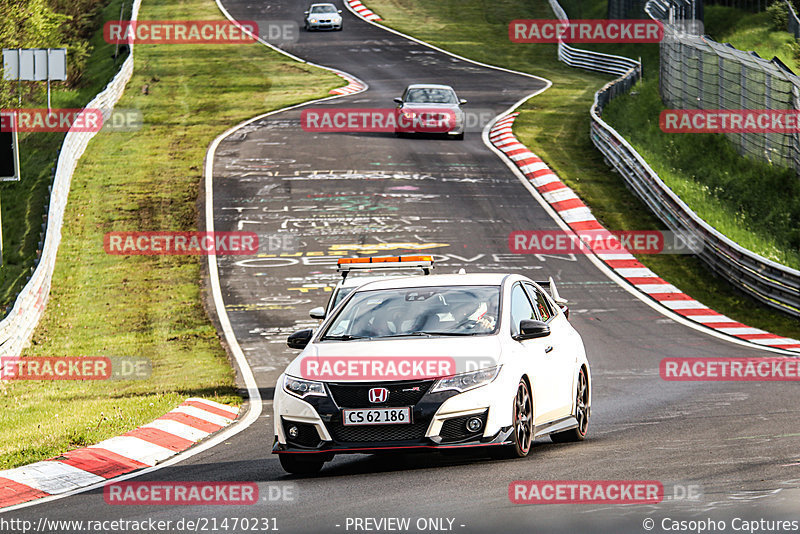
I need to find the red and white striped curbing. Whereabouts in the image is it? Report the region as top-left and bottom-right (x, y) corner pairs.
(346, 0), (382, 21)
(329, 69), (367, 95)
(0, 398), (239, 509)
(490, 113), (800, 353)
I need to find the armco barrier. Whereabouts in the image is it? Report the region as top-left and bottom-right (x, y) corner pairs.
(581, 0), (800, 317)
(547, 0), (641, 77)
(0, 0), (143, 357)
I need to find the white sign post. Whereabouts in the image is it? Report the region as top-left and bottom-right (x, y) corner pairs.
(1, 48), (63, 267)
(3, 48), (67, 109)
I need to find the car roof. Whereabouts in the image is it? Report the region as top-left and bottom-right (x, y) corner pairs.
(405, 84), (456, 91)
(350, 273), (509, 291)
(309, 3), (336, 6)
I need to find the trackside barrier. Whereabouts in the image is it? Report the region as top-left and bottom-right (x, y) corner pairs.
(0, 0), (143, 357)
(579, 0), (800, 317)
(786, 0), (800, 39)
(547, 0), (641, 77)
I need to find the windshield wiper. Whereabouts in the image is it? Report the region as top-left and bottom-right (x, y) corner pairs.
(417, 331), (484, 336)
(322, 334), (368, 341)
(382, 331), (482, 338)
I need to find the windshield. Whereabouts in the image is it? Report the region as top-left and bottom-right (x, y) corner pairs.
(310, 5), (337, 13)
(329, 286), (355, 311)
(404, 88), (458, 104)
(322, 285), (500, 340)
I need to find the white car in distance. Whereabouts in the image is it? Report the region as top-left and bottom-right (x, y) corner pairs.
(304, 3), (343, 31)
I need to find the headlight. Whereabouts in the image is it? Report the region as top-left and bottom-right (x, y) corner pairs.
(431, 366), (501, 393)
(283, 375), (326, 399)
(403, 112), (416, 119)
(310, 18), (318, 23)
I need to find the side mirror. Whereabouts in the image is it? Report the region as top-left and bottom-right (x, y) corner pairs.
(309, 306), (326, 320)
(393, 97), (403, 105)
(459, 99), (467, 105)
(287, 329), (314, 349)
(338, 9), (342, 13)
(304, 10), (309, 14)
(514, 319), (550, 341)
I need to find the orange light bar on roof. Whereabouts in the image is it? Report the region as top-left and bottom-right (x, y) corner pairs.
(337, 255), (434, 266)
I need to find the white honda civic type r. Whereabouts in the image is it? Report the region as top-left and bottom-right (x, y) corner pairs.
(273, 268), (591, 474)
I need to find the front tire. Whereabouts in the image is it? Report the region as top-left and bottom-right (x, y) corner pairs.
(493, 379), (533, 459)
(551, 367), (589, 443)
(279, 454), (325, 475)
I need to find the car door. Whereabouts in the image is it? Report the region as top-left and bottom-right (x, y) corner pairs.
(524, 282), (574, 420)
(509, 282), (561, 425)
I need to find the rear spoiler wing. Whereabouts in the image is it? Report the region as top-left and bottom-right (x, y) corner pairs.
(535, 276), (568, 305)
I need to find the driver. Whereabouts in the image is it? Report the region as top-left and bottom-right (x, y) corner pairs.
(451, 301), (497, 331)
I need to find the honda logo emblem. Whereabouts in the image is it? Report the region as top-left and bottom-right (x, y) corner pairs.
(368, 387), (389, 403)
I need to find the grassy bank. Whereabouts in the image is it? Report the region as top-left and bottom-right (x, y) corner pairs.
(365, 0), (800, 340)
(0, 0), (342, 468)
(0, 0), (132, 313)
(705, 5), (799, 72)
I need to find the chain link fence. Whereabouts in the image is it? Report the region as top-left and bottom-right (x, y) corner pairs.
(787, 0), (800, 37)
(649, 0), (800, 174)
(608, 0), (649, 19)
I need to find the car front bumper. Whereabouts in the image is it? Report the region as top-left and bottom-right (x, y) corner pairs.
(306, 20), (342, 30)
(273, 374), (514, 455)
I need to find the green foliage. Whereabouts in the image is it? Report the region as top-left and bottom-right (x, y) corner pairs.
(603, 78), (800, 268)
(766, 1), (789, 31)
(0, 0), (109, 108)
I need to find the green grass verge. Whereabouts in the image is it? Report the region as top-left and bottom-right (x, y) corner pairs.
(0, 0), (132, 313)
(603, 79), (800, 270)
(705, 5), (799, 72)
(0, 0), (343, 469)
(364, 0), (800, 340)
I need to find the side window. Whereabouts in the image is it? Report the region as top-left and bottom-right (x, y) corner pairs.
(510, 284), (537, 336)
(524, 283), (555, 322)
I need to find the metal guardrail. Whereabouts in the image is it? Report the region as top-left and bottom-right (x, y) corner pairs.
(580, 0), (800, 317)
(0, 0), (143, 357)
(548, 0), (641, 77)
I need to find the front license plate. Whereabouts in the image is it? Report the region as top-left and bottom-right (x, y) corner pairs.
(342, 407), (411, 426)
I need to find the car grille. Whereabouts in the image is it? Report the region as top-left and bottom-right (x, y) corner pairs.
(282, 419), (322, 448)
(328, 380), (434, 408)
(439, 411), (488, 443)
(328, 421), (429, 442)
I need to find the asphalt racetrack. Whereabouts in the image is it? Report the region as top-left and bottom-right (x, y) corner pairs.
(7, 3), (800, 533)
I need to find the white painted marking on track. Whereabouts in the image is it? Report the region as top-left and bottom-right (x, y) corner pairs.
(1, 462), (105, 495)
(89, 437), (175, 467)
(142, 419), (208, 442)
(173, 406), (232, 427)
